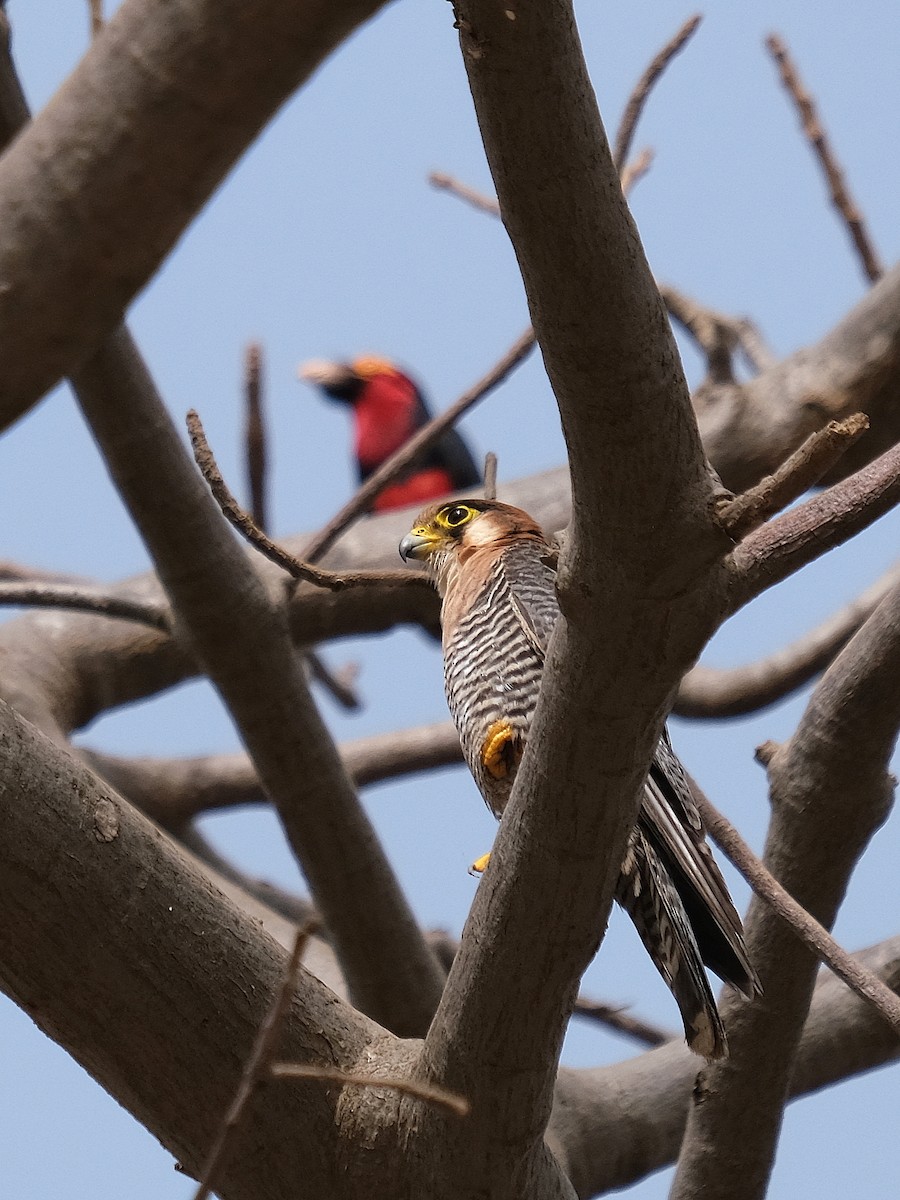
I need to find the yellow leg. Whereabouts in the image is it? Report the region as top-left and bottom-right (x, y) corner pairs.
(469, 851), (491, 876)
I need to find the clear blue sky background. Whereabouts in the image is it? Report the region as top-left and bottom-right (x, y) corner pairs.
(1, 2), (898, 1196)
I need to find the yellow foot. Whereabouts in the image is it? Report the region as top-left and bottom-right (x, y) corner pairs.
(481, 719), (521, 780)
(469, 851), (491, 876)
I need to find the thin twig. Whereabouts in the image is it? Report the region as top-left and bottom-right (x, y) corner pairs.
(572, 998), (676, 1047)
(306, 650), (361, 711)
(428, 171), (500, 216)
(619, 146), (655, 198)
(186, 409), (428, 592)
(193, 925), (313, 1200)
(613, 15), (702, 173)
(0, 583), (170, 631)
(719, 413), (869, 538)
(300, 328), (537, 565)
(483, 451), (498, 501)
(766, 33), (883, 284)
(88, 0), (103, 38)
(693, 784), (900, 1037)
(244, 342), (268, 533)
(269, 1063), (469, 1119)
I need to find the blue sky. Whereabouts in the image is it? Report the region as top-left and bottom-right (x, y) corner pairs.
(1, 2), (898, 1196)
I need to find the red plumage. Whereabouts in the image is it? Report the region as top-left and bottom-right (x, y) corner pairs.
(300, 356), (481, 512)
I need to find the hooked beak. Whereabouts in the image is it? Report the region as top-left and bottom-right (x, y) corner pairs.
(399, 529), (437, 562)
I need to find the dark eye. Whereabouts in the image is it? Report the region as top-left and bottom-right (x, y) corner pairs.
(444, 505), (471, 527)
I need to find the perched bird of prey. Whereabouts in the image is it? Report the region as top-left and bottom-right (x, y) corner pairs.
(399, 498), (760, 1058)
(299, 355), (481, 512)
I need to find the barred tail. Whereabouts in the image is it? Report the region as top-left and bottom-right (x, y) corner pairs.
(616, 830), (728, 1059)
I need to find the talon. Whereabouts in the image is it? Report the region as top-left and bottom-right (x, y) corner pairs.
(469, 851), (491, 876)
(481, 719), (521, 780)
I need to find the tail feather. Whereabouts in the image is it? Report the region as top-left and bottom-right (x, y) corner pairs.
(617, 829), (729, 1059)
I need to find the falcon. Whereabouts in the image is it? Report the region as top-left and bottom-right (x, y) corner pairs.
(399, 497), (760, 1058)
(299, 355), (481, 512)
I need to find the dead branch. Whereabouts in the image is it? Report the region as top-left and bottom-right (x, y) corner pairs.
(613, 14), (702, 173)
(88, 0), (103, 37)
(718, 412), (869, 537)
(194, 925), (313, 1200)
(300, 327), (536, 564)
(766, 33), (883, 284)
(676, 562), (900, 717)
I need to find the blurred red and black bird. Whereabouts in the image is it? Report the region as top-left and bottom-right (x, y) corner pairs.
(299, 355), (481, 512)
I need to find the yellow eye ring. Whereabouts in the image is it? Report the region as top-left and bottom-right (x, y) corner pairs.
(441, 504), (475, 528)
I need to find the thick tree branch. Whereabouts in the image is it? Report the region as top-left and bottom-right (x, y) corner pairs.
(0, 700), (380, 1200)
(72, 328), (445, 1037)
(419, 3), (731, 1192)
(548, 937), (900, 1197)
(671, 576), (900, 1200)
(0, 0), (390, 428)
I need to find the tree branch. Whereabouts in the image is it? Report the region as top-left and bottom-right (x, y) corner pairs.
(671, 572), (900, 1200)
(765, 32), (883, 284)
(612, 14), (702, 173)
(729, 437), (900, 609)
(549, 937), (900, 1197)
(420, 3), (731, 1192)
(675, 562), (900, 717)
(72, 328), (445, 1037)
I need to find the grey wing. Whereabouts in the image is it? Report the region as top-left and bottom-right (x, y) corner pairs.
(501, 541), (560, 660)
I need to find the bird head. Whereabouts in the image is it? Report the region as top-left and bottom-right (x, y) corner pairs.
(297, 355), (401, 404)
(399, 499), (546, 592)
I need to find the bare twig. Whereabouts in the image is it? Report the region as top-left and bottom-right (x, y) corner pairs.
(766, 33), (883, 284)
(186, 409), (427, 592)
(244, 342), (268, 533)
(306, 650), (361, 711)
(428, 171), (500, 216)
(88, 0), (103, 38)
(270, 1063), (469, 1119)
(300, 328), (537, 565)
(619, 146), (655, 198)
(483, 451), (498, 501)
(613, 15), (702, 173)
(0, 582), (170, 631)
(719, 413), (869, 538)
(572, 998), (675, 1047)
(693, 784), (900, 1037)
(193, 925), (313, 1200)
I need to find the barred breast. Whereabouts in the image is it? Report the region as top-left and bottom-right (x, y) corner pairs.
(442, 543), (557, 817)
